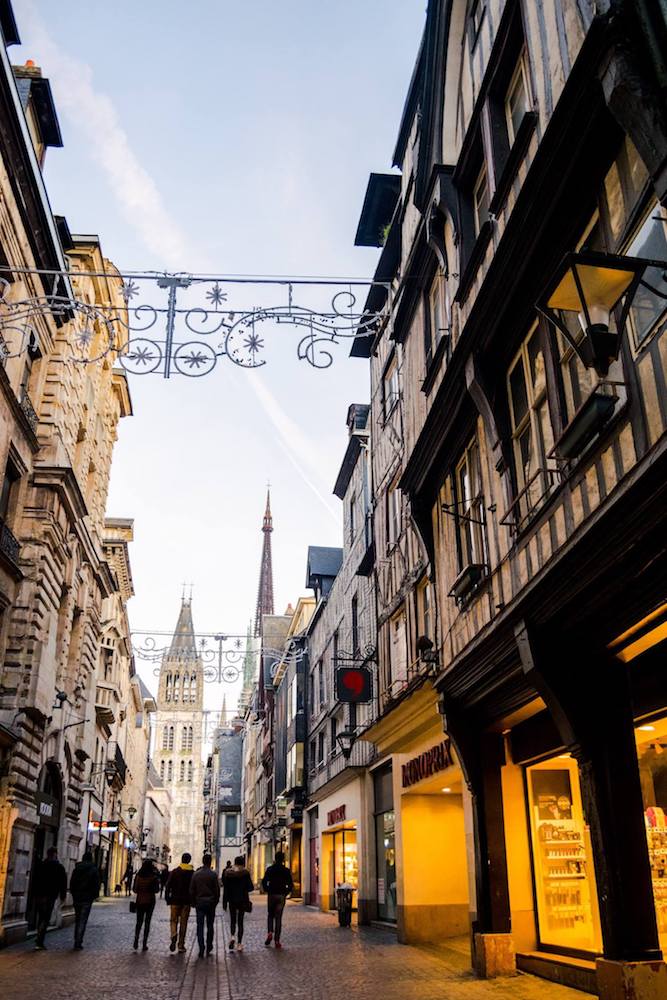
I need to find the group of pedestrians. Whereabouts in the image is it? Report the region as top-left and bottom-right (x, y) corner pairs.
(30, 845), (295, 956)
(32, 846), (102, 951)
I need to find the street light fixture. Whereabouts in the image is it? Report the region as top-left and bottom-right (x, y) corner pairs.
(127, 805), (137, 820)
(336, 729), (357, 761)
(537, 250), (667, 377)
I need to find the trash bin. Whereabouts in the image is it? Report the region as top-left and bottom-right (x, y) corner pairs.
(335, 883), (354, 927)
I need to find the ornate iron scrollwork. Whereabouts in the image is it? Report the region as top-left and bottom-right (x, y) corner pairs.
(0, 268), (388, 378)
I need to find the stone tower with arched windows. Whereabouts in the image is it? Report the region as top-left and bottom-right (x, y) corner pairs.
(154, 598), (204, 864)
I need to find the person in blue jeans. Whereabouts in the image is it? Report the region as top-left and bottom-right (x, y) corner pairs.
(190, 853), (220, 958)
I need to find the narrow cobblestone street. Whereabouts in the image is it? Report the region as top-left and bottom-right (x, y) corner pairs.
(0, 899), (586, 1000)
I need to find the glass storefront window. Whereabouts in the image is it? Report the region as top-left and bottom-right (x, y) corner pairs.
(331, 828), (358, 910)
(635, 717), (667, 951)
(527, 755), (602, 953)
(375, 810), (396, 922)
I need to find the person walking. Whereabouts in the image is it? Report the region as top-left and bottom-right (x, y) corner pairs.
(222, 855), (253, 952)
(132, 858), (161, 951)
(69, 850), (100, 950)
(32, 846), (67, 949)
(159, 865), (169, 898)
(190, 853), (220, 958)
(261, 852), (293, 949)
(165, 852), (194, 953)
(123, 861), (134, 897)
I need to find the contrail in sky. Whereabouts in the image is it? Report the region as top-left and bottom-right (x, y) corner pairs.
(16, 0), (339, 520)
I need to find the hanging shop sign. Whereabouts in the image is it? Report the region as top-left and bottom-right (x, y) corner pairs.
(87, 821), (119, 833)
(402, 739), (454, 788)
(35, 791), (60, 828)
(327, 804), (346, 826)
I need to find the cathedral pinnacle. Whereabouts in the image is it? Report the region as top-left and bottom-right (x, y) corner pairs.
(254, 489), (275, 637)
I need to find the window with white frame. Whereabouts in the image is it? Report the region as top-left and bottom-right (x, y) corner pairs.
(386, 477), (401, 547)
(454, 438), (487, 571)
(417, 577), (433, 641)
(427, 273), (450, 365)
(224, 813), (238, 838)
(317, 660), (325, 707)
(505, 51), (530, 145)
(383, 355), (399, 417)
(317, 731), (325, 767)
(389, 608), (408, 687)
(508, 324), (555, 522)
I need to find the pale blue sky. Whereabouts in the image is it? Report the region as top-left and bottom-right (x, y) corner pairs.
(13, 0), (425, 709)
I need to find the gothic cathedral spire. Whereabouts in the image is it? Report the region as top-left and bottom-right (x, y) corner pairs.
(254, 489), (275, 637)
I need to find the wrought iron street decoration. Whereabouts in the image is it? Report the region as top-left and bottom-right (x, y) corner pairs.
(130, 629), (306, 683)
(0, 267), (387, 377)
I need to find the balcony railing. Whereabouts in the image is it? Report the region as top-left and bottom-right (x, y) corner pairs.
(308, 739), (376, 795)
(19, 389), (38, 432)
(0, 519), (20, 565)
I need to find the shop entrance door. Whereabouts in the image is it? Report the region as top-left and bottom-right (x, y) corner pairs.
(309, 835), (319, 905)
(331, 827), (358, 911)
(290, 829), (302, 897)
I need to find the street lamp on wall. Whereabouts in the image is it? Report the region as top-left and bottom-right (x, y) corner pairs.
(537, 250), (667, 377)
(336, 729), (356, 761)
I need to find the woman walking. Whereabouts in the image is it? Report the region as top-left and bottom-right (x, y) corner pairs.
(222, 856), (253, 952)
(132, 859), (160, 951)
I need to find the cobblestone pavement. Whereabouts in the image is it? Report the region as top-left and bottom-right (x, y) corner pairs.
(0, 897), (586, 1000)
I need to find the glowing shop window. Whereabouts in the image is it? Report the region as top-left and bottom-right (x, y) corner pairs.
(635, 717), (667, 953)
(527, 755), (602, 952)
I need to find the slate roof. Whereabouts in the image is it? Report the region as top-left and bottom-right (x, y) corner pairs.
(306, 546), (343, 588)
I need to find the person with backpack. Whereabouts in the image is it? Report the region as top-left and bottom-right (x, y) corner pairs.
(165, 852), (194, 953)
(132, 858), (160, 951)
(261, 852), (293, 949)
(222, 855), (253, 952)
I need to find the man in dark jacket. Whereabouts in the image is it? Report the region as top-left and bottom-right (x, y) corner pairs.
(165, 852), (194, 952)
(190, 854), (220, 958)
(261, 852), (293, 949)
(69, 850), (100, 949)
(32, 846), (67, 949)
(222, 855), (253, 952)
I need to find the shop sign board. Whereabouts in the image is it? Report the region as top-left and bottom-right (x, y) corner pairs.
(402, 739), (454, 788)
(87, 821), (119, 833)
(327, 804), (346, 826)
(35, 791), (59, 828)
